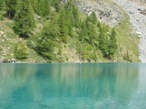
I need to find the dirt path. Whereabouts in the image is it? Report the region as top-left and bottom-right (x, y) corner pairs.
(113, 0), (146, 62)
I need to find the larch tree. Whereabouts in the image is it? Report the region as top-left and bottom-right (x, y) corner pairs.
(5, 0), (17, 19)
(0, 0), (4, 10)
(108, 28), (117, 59)
(99, 24), (109, 57)
(58, 7), (68, 43)
(89, 11), (97, 24)
(36, 12), (59, 61)
(35, 0), (50, 17)
(13, 0), (35, 37)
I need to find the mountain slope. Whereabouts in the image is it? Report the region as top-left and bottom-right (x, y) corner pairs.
(75, 0), (140, 62)
(0, 0), (140, 62)
(113, 0), (146, 62)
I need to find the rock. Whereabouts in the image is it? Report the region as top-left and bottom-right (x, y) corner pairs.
(139, 9), (146, 15)
(136, 31), (142, 36)
(35, 15), (41, 20)
(75, 0), (123, 26)
(0, 31), (4, 36)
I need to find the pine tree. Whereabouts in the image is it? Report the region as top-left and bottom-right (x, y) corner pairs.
(36, 13), (59, 61)
(51, 0), (60, 11)
(66, 10), (74, 36)
(14, 0), (35, 37)
(65, 0), (80, 27)
(108, 28), (117, 59)
(64, 1), (74, 35)
(99, 24), (109, 57)
(35, 0), (50, 17)
(30, 0), (39, 13)
(58, 7), (68, 43)
(0, 0), (4, 10)
(0, 0), (4, 19)
(79, 22), (88, 41)
(87, 22), (98, 46)
(72, 3), (80, 27)
(83, 16), (98, 45)
(5, 0), (17, 19)
(89, 11), (97, 24)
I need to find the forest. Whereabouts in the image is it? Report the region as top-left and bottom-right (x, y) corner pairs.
(0, 0), (139, 62)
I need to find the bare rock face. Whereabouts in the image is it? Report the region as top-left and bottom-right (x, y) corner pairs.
(132, 0), (146, 3)
(75, 0), (123, 26)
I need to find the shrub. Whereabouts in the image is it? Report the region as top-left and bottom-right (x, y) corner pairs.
(14, 41), (28, 60)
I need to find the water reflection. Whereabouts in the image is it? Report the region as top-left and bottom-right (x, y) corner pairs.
(0, 63), (145, 109)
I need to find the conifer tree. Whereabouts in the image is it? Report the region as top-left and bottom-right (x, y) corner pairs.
(79, 22), (88, 41)
(36, 13), (59, 61)
(66, 10), (74, 36)
(66, 0), (80, 27)
(65, 1), (74, 34)
(0, 0), (4, 19)
(14, 0), (35, 37)
(89, 11), (97, 24)
(58, 7), (68, 43)
(30, 0), (39, 13)
(87, 23), (98, 46)
(5, 0), (17, 19)
(36, 0), (50, 17)
(99, 24), (108, 57)
(108, 28), (117, 59)
(0, 0), (4, 14)
(0, 0), (4, 10)
(51, 0), (60, 11)
(83, 16), (98, 45)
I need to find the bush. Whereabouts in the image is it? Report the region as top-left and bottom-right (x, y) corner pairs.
(14, 41), (28, 60)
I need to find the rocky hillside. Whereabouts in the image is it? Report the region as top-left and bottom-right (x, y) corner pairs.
(75, 0), (123, 26)
(132, 0), (146, 4)
(75, 0), (140, 62)
(76, 0), (146, 62)
(112, 0), (146, 62)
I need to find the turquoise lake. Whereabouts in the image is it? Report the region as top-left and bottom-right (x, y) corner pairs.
(0, 63), (146, 109)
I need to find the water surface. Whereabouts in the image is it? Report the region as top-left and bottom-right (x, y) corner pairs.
(0, 63), (146, 109)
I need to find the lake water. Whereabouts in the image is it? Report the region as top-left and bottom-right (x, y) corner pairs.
(0, 63), (146, 109)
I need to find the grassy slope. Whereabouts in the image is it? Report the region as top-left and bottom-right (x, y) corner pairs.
(0, 18), (46, 62)
(0, 19), (18, 61)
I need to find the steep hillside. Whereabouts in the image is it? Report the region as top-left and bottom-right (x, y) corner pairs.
(76, 0), (123, 26)
(0, 0), (140, 62)
(75, 0), (140, 62)
(113, 0), (146, 62)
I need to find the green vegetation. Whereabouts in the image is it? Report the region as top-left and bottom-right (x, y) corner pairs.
(0, 0), (139, 62)
(5, 0), (17, 19)
(115, 11), (140, 62)
(14, 41), (28, 60)
(13, 0), (35, 37)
